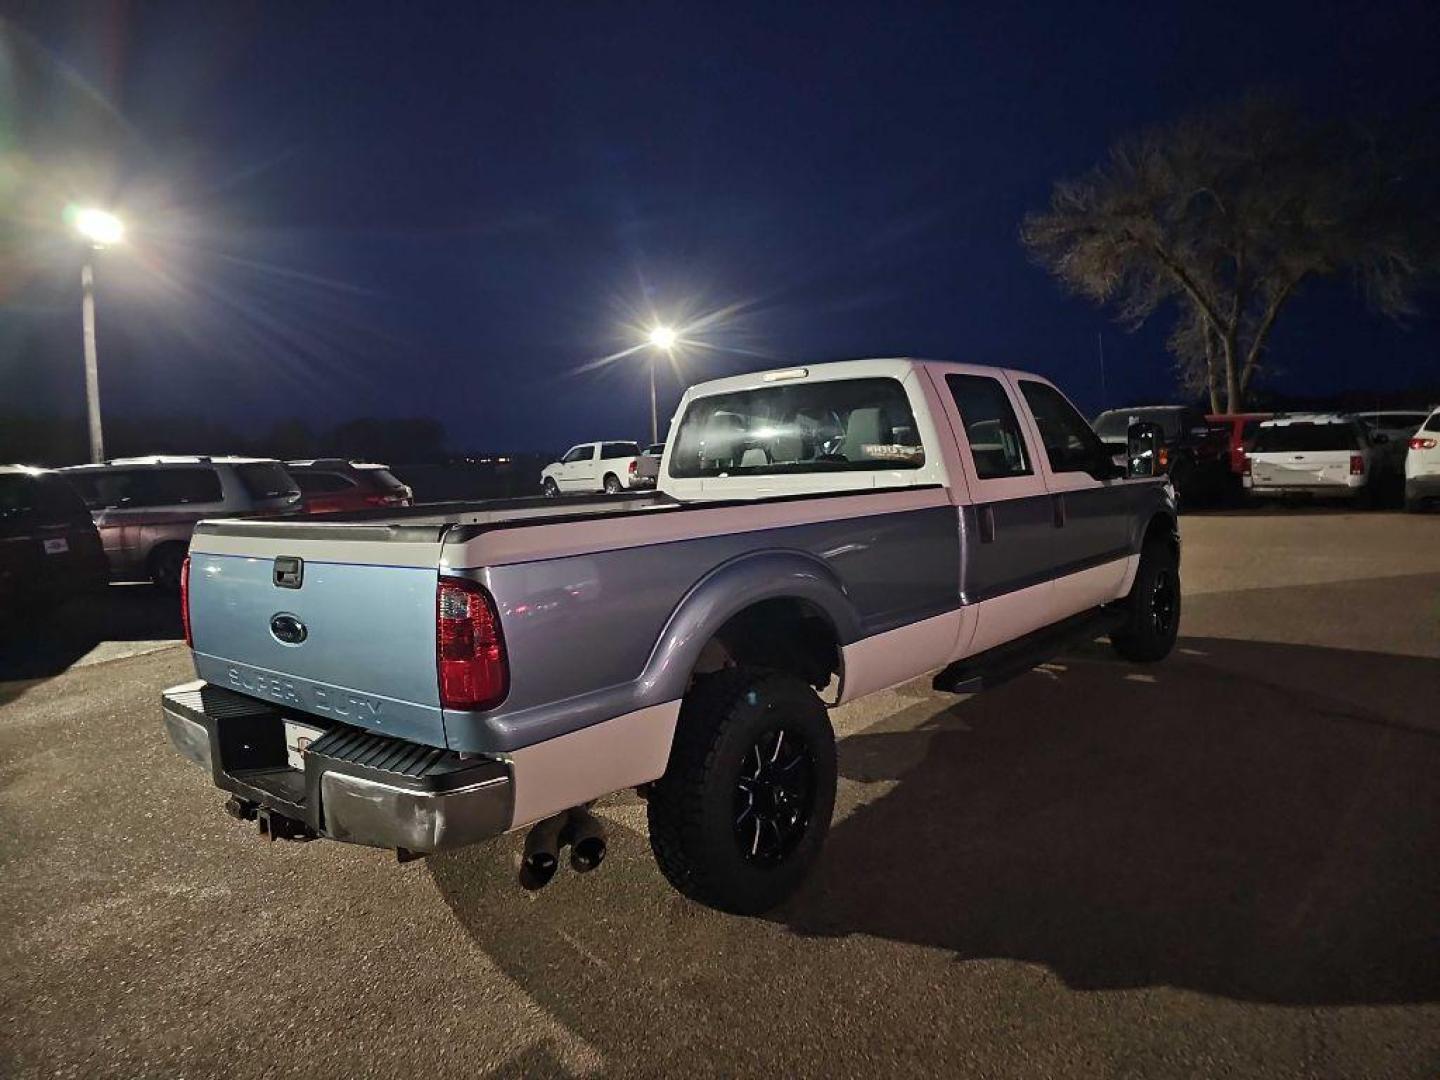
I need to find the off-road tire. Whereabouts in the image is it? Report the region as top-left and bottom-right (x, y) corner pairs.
(647, 667), (837, 915)
(1109, 538), (1180, 663)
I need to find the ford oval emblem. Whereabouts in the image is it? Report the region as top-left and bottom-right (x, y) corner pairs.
(269, 613), (308, 645)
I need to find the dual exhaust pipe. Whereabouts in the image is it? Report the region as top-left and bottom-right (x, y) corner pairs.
(519, 805), (607, 890)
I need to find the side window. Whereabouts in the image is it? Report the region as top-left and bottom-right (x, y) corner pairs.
(561, 445), (593, 464)
(294, 471), (354, 494)
(601, 442), (640, 460)
(143, 468), (224, 505)
(1018, 381), (1107, 474)
(944, 375), (1032, 480)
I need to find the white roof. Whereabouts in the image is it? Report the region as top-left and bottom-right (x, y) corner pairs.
(1259, 414), (1355, 426)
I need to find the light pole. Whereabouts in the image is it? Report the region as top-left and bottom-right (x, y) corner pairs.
(646, 326), (677, 444)
(70, 208), (124, 462)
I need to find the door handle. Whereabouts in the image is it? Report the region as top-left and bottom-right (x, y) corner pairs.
(1052, 493), (1066, 528)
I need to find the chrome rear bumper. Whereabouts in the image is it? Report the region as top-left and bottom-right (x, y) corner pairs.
(161, 680), (512, 853)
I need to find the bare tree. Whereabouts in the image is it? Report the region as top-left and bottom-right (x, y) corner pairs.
(1022, 98), (1437, 412)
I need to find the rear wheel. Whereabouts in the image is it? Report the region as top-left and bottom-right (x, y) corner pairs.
(603, 473), (622, 495)
(1110, 539), (1180, 663)
(648, 668), (837, 915)
(148, 543), (188, 593)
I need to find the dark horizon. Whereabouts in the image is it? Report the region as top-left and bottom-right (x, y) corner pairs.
(2, 1), (1438, 456)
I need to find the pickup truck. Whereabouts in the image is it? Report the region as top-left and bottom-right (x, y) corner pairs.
(162, 359), (1178, 914)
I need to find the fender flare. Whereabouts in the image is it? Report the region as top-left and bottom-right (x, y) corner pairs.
(635, 548), (862, 705)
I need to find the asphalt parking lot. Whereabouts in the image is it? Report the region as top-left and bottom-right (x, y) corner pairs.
(2, 510), (1437, 1078)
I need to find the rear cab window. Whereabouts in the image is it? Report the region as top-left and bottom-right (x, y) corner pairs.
(668, 377), (925, 478)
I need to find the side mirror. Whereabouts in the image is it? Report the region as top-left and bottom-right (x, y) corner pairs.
(1126, 421), (1166, 478)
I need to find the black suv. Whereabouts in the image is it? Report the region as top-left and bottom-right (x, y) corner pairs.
(1093, 405), (1226, 503)
(0, 466), (108, 615)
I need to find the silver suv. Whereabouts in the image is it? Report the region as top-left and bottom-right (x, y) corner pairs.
(61, 456), (301, 589)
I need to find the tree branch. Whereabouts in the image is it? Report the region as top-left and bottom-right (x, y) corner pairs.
(1240, 275), (1301, 391)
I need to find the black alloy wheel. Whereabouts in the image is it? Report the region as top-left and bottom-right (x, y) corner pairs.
(733, 726), (816, 865)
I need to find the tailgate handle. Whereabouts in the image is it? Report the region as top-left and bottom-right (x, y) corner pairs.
(273, 556), (304, 590)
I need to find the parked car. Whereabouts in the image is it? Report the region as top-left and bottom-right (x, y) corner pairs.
(1204, 412), (1274, 476)
(1403, 407), (1440, 512)
(1354, 410), (1431, 471)
(632, 442), (665, 488)
(0, 465), (108, 616)
(1242, 415), (1381, 503)
(62, 456), (302, 589)
(540, 440), (648, 495)
(1093, 405), (1225, 502)
(286, 459), (414, 515)
(162, 357), (1178, 915)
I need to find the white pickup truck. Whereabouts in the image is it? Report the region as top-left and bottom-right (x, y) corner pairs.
(539, 440), (650, 495)
(162, 359), (1178, 914)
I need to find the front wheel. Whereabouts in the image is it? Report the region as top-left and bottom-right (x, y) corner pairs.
(541, 478), (559, 498)
(647, 668), (837, 915)
(1109, 538), (1180, 663)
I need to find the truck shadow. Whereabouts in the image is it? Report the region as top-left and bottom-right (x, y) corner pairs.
(428, 636), (1440, 1070)
(0, 584), (182, 704)
(781, 635), (1440, 1005)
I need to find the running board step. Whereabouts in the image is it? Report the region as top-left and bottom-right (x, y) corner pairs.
(932, 606), (1127, 695)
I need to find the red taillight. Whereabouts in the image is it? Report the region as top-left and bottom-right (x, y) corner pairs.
(436, 577), (507, 710)
(1241, 454), (1252, 476)
(180, 556), (193, 647)
(1350, 454), (1365, 476)
(628, 459), (637, 475)
(1411, 437), (1437, 451)
(1158, 447), (1170, 469)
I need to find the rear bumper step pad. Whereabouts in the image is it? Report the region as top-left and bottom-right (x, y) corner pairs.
(161, 680), (513, 853)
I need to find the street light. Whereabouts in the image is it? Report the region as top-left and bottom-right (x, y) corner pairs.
(68, 207), (124, 462)
(645, 326), (677, 444)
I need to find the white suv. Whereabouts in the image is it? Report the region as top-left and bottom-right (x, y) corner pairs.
(1404, 407), (1440, 512)
(1243, 415), (1380, 504)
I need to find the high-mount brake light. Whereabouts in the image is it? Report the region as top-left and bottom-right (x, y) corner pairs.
(436, 577), (508, 710)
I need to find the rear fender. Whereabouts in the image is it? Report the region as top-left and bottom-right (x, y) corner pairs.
(636, 549), (862, 704)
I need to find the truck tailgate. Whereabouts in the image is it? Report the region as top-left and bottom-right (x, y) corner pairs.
(186, 519), (447, 746)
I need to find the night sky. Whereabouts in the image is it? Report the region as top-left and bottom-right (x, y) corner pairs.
(3, 1), (1437, 455)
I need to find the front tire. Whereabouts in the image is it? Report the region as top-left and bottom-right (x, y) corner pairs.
(1109, 538), (1181, 663)
(647, 668), (837, 915)
(541, 478), (559, 498)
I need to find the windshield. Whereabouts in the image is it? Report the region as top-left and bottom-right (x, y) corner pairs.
(1252, 423), (1360, 453)
(669, 377), (925, 478)
(1093, 409), (1184, 440)
(236, 462), (300, 501)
